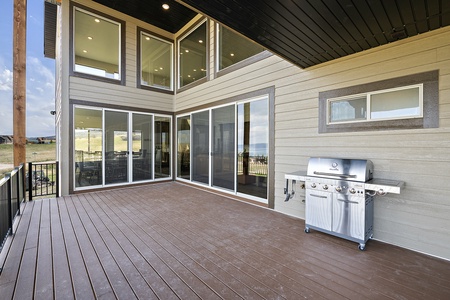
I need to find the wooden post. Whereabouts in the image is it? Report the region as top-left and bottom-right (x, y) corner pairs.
(13, 0), (27, 166)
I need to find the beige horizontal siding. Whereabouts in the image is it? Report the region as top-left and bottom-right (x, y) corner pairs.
(70, 77), (173, 111)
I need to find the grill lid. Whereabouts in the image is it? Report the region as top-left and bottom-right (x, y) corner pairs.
(307, 157), (373, 182)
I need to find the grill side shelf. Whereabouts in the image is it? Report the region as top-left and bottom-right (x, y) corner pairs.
(365, 179), (405, 194)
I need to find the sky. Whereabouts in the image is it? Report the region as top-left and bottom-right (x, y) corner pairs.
(0, 0), (56, 137)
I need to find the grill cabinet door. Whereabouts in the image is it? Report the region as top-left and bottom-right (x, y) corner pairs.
(332, 194), (365, 240)
(305, 190), (332, 231)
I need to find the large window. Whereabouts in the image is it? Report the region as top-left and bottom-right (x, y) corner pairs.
(178, 21), (207, 88)
(73, 7), (122, 81)
(217, 24), (265, 70)
(140, 31), (173, 91)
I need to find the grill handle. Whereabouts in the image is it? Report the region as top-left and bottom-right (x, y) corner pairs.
(313, 171), (357, 179)
(337, 199), (359, 204)
(309, 194), (328, 199)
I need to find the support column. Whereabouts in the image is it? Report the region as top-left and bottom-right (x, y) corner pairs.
(13, 0), (27, 166)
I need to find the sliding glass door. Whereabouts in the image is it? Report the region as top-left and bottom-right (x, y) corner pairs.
(74, 106), (172, 190)
(212, 105), (235, 190)
(192, 110), (210, 184)
(105, 110), (129, 185)
(132, 113), (152, 182)
(176, 96), (269, 201)
(237, 98), (268, 199)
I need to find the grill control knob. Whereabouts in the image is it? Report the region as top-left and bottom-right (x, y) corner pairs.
(349, 188), (356, 194)
(311, 183), (316, 188)
(323, 184), (328, 190)
(335, 186), (342, 192)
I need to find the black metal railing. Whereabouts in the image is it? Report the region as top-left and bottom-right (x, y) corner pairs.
(0, 164), (25, 254)
(28, 162), (59, 200)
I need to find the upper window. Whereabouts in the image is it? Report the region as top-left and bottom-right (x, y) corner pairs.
(328, 84), (423, 124)
(73, 7), (122, 81)
(140, 31), (173, 91)
(178, 20), (207, 88)
(217, 24), (265, 71)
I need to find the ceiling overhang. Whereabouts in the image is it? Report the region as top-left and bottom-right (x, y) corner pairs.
(45, 0), (450, 68)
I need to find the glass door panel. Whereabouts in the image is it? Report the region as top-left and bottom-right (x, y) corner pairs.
(237, 98), (268, 199)
(132, 113), (152, 182)
(177, 116), (191, 180)
(212, 105), (235, 190)
(105, 111), (129, 184)
(74, 108), (103, 188)
(155, 116), (171, 178)
(192, 111), (210, 184)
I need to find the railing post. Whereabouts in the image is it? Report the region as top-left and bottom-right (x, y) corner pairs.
(56, 161), (60, 197)
(6, 173), (12, 235)
(28, 162), (33, 201)
(15, 166), (20, 215)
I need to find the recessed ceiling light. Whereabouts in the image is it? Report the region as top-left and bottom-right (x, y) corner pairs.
(162, 4), (170, 10)
(185, 49), (189, 53)
(159, 67), (163, 70)
(193, 69), (197, 72)
(188, 75), (191, 78)
(83, 50), (88, 53)
(230, 53), (235, 57)
(94, 19), (100, 23)
(87, 36), (93, 40)
(198, 40), (203, 43)
(154, 69), (159, 72)
(145, 36), (150, 41)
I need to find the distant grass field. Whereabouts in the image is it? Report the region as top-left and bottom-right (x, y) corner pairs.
(0, 143), (56, 178)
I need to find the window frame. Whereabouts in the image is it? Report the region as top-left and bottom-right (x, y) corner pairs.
(70, 4), (126, 85)
(318, 71), (439, 133)
(137, 28), (174, 94)
(215, 23), (271, 78)
(327, 84), (424, 125)
(177, 19), (209, 91)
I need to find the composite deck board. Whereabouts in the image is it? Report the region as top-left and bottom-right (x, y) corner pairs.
(35, 199), (53, 299)
(1, 182), (450, 300)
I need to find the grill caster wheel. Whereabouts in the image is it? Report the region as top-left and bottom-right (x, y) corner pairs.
(358, 244), (366, 251)
(304, 228), (310, 233)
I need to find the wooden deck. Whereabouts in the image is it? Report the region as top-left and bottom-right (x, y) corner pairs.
(1, 182), (449, 299)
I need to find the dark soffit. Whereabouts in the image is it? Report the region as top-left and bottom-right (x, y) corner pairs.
(92, 0), (197, 33)
(44, 1), (57, 59)
(179, 0), (450, 68)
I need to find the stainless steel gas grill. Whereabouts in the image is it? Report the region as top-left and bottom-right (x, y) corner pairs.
(285, 157), (404, 250)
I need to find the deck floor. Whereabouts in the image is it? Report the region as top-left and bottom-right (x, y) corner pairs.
(1, 182), (449, 299)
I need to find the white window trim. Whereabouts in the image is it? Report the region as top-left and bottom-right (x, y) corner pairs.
(327, 84), (423, 125)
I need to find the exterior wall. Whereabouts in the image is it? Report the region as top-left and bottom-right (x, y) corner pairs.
(175, 27), (450, 260)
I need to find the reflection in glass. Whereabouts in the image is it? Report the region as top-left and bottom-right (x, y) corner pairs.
(74, 108), (103, 188)
(218, 24), (265, 70)
(371, 87), (420, 119)
(140, 33), (173, 90)
(329, 97), (367, 123)
(177, 116), (191, 180)
(155, 116), (171, 178)
(237, 98), (268, 199)
(132, 114), (152, 182)
(212, 105), (235, 190)
(192, 111), (210, 184)
(179, 22), (207, 87)
(74, 8), (120, 79)
(105, 111), (128, 184)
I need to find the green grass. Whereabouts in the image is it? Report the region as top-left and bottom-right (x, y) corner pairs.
(0, 143), (56, 178)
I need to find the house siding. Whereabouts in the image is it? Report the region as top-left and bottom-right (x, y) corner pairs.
(57, 0), (450, 260)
